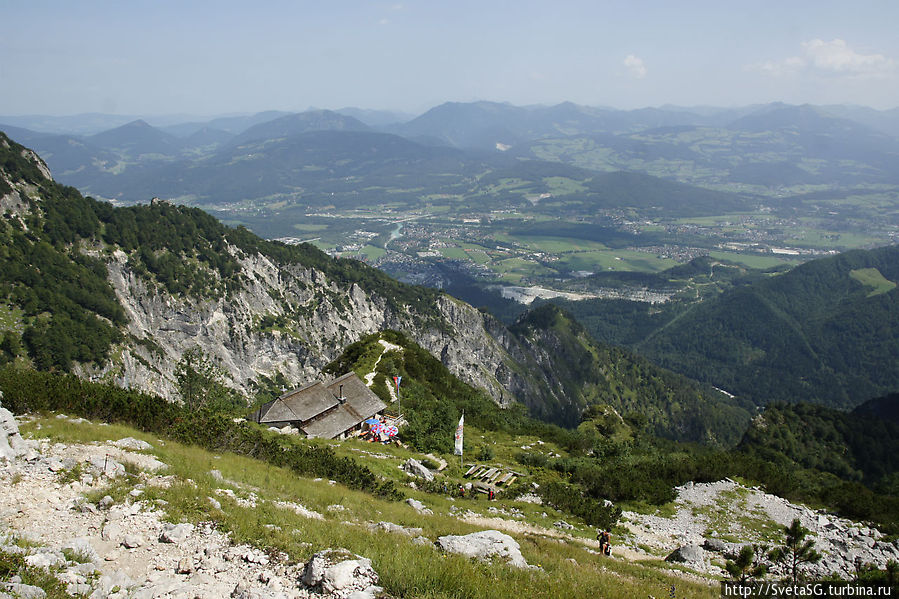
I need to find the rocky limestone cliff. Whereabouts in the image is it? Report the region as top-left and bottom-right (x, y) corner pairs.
(94, 243), (532, 408)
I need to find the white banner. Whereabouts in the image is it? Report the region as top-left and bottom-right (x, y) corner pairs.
(453, 414), (464, 456)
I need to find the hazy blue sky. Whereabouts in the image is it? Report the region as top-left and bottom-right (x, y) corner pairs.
(2, 0), (897, 116)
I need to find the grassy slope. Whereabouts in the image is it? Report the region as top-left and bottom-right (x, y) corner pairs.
(12, 414), (718, 599)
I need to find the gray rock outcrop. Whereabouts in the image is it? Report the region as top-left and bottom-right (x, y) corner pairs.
(113, 437), (152, 451)
(159, 523), (194, 544)
(436, 530), (532, 569)
(0, 393), (26, 462)
(1, 582), (46, 598)
(301, 548), (381, 599)
(402, 458), (434, 481)
(88, 455), (125, 479)
(406, 498), (433, 515)
(702, 538), (746, 559)
(665, 545), (706, 565)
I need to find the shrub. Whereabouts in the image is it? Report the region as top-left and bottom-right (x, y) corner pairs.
(538, 481), (621, 529)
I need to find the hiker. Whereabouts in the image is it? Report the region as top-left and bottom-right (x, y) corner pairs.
(597, 529), (611, 556)
(487, 488), (495, 501)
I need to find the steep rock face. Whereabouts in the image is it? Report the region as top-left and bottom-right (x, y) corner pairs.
(417, 296), (523, 408)
(99, 246), (525, 406)
(0, 129), (536, 412)
(100, 249), (391, 399)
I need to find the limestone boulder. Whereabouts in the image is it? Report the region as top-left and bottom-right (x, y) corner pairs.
(0, 394), (26, 462)
(406, 497), (433, 515)
(159, 523), (194, 544)
(402, 458), (434, 481)
(665, 545), (706, 565)
(113, 437), (152, 451)
(436, 530), (531, 569)
(301, 548), (381, 599)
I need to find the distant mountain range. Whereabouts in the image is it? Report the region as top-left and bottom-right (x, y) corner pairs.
(3, 100), (898, 205)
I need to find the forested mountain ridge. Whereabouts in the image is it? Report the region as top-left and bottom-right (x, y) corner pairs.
(0, 130), (505, 403)
(509, 304), (750, 445)
(739, 395), (899, 493)
(0, 131), (737, 443)
(557, 244), (899, 410)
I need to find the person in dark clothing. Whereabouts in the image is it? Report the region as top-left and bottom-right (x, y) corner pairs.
(597, 530), (612, 555)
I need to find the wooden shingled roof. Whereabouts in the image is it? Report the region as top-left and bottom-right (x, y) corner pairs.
(255, 372), (387, 440)
(326, 373), (385, 418)
(276, 381), (339, 422)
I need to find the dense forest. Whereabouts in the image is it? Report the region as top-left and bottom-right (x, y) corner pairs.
(739, 397), (899, 494)
(509, 304), (752, 445)
(551, 248), (899, 410)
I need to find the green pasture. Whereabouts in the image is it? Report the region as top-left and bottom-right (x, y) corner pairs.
(784, 227), (886, 250)
(849, 268), (897, 296)
(439, 247), (470, 261)
(542, 176), (587, 195)
(554, 250), (677, 273)
(497, 234), (609, 254)
(358, 245), (387, 261)
(291, 223), (330, 232)
(708, 251), (799, 269)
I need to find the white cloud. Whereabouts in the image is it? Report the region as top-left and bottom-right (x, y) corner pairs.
(749, 39), (895, 79)
(802, 39), (893, 75)
(624, 54), (647, 79)
(378, 18), (390, 25)
(752, 56), (805, 77)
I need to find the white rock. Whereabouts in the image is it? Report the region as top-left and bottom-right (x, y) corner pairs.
(159, 523), (194, 544)
(402, 458), (434, 481)
(113, 437), (152, 451)
(405, 498), (433, 515)
(1, 582), (46, 598)
(302, 548), (380, 597)
(61, 537), (101, 564)
(665, 545), (706, 565)
(0, 400), (26, 462)
(89, 455), (126, 478)
(122, 535), (142, 549)
(436, 530), (531, 569)
(176, 557), (194, 574)
(24, 552), (64, 568)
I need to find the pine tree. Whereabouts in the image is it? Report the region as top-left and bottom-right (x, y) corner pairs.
(725, 544), (768, 582)
(768, 519), (822, 582)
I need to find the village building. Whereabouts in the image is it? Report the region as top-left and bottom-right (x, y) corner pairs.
(251, 372), (387, 440)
